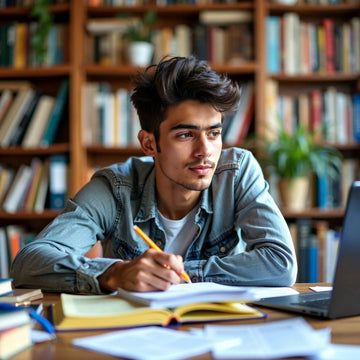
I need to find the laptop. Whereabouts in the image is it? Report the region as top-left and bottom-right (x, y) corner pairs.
(253, 181), (360, 319)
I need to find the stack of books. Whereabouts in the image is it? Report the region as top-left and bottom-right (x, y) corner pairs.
(0, 303), (32, 359)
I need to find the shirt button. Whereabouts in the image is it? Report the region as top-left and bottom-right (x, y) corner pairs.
(155, 240), (162, 248)
(220, 246), (226, 253)
(83, 263), (89, 269)
(191, 277), (197, 283)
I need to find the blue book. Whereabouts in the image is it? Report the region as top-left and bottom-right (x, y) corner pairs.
(317, 173), (330, 208)
(353, 93), (360, 142)
(296, 218), (312, 283)
(266, 16), (280, 74)
(307, 236), (319, 283)
(49, 154), (67, 210)
(40, 80), (69, 146)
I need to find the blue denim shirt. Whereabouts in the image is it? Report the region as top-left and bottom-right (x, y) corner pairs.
(11, 148), (297, 294)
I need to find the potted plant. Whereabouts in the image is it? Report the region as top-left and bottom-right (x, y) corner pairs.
(30, 0), (53, 65)
(259, 123), (342, 210)
(122, 10), (156, 67)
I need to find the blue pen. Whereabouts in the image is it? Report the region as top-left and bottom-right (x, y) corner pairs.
(0, 303), (56, 339)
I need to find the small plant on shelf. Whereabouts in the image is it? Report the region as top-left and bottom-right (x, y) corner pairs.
(259, 122), (342, 210)
(121, 10), (157, 67)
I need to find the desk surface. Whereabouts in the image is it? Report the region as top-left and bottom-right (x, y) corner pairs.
(11, 283), (360, 360)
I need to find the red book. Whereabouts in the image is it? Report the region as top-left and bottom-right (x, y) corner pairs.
(323, 19), (335, 73)
(310, 89), (323, 141)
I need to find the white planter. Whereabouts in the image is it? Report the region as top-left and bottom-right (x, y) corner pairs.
(128, 42), (154, 67)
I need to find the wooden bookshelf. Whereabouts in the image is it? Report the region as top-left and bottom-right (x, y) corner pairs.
(0, 0), (359, 235)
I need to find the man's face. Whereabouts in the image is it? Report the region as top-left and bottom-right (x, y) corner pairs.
(153, 100), (223, 193)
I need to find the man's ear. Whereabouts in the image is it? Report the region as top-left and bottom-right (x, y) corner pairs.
(138, 129), (156, 156)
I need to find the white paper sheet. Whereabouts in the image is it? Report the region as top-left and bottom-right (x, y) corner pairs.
(116, 282), (299, 309)
(73, 326), (214, 360)
(203, 317), (331, 359)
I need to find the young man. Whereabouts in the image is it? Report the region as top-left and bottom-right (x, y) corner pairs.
(11, 56), (297, 294)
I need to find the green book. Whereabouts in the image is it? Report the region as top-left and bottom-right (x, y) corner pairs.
(40, 80), (69, 146)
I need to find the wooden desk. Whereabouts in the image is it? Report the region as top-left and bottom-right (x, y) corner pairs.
(11, 284), (360, 360)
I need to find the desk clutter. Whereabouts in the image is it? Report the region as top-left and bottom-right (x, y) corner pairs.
(2, 282), (360, 359)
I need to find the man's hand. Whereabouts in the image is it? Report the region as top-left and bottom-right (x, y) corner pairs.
(97, 249), (185, 292)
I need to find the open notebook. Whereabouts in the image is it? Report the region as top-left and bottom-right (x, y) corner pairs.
(253, 181), (360, 319)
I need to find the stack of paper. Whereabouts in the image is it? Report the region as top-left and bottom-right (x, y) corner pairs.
(72, 318), (335, 360)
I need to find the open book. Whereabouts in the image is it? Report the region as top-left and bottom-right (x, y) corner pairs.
(51, 293), (265, 331)
(116, 282), (258, 308)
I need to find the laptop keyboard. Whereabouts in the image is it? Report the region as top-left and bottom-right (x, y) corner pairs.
(292, 297), (330, 310)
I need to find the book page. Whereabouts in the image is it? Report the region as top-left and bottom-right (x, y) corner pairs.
(117, 282), (299, 309)
(60, 294), (147, 317)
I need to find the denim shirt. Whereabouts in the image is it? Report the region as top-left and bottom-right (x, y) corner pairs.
(11, 148), (297, 294)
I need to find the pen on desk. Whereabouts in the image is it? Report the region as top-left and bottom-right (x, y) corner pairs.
(133, 225), (192, 283)
(0, 302), (56, 339)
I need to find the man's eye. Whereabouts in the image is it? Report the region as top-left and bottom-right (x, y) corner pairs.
(178, 132), (192, 138)
(209, 130), (221, 138)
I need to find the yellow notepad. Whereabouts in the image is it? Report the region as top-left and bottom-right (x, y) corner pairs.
(51, 293), (265, 331)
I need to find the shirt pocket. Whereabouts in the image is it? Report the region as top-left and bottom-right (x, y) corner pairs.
(201, 230), (240, 259)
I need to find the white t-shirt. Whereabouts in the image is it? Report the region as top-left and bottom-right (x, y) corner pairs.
(159, 205), (199, 258)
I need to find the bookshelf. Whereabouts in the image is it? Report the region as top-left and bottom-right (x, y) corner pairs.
(0, 0), (359, 279)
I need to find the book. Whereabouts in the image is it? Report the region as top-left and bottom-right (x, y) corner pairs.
(5, 225), (24, 261)
(0, 306), (30, 331)
(2, 164), (33, 213)
(49, 154), (67, 210)
(22, 94), (55, 148)
(0, 229), (9, 278)
(266, 16), (280, 74)
(223, 82), (254, 145)
(33, 159), (49, 213)
(296, 218), (312, 283)
(0, 323), (32, 360)
(51, 292), (265, 331)
(199, 10), (252, 25)
(0, 279), (12, 297)
(0, 89), (13, 127)
(0, 87), (34, 147)
(22, 158), (43, 212)
(0, 288), (43, 304)
(116, 282), (258, 309)
(40, 80), (69, 146)
(9, 90), (42, 146)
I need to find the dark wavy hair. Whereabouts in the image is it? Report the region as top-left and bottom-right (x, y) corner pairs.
(130, 56), (241, 144)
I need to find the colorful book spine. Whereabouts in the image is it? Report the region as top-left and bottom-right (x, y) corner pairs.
(49, 154), (67, 210)
(40, 80), (69, 146)
(266, 16), (280, 74)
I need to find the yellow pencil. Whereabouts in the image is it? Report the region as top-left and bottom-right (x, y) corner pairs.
(133, 225), (191, 283)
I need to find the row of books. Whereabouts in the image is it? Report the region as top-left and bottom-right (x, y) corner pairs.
(290, 219), (341, 283)
(0, 0), (67, 7)
(265, 79), (360, 144)
(82, 83), (140, 147)
(0, 226), (35, 278)
(0, 80), (69, 148)
(266, 14), (360, 75)
(86, 10), (253, 66)
(87, 0), (243, 6)
(222, 82), (255, 145)
(0, 155), (68, 214)
(0, 22), (68, 68)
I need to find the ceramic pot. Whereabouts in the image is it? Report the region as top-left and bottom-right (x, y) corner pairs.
(278, 176), (309, 211)
(128, 41), (154, 66)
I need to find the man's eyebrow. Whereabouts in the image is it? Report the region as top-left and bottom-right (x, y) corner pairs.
(170, 123), (223, 131)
